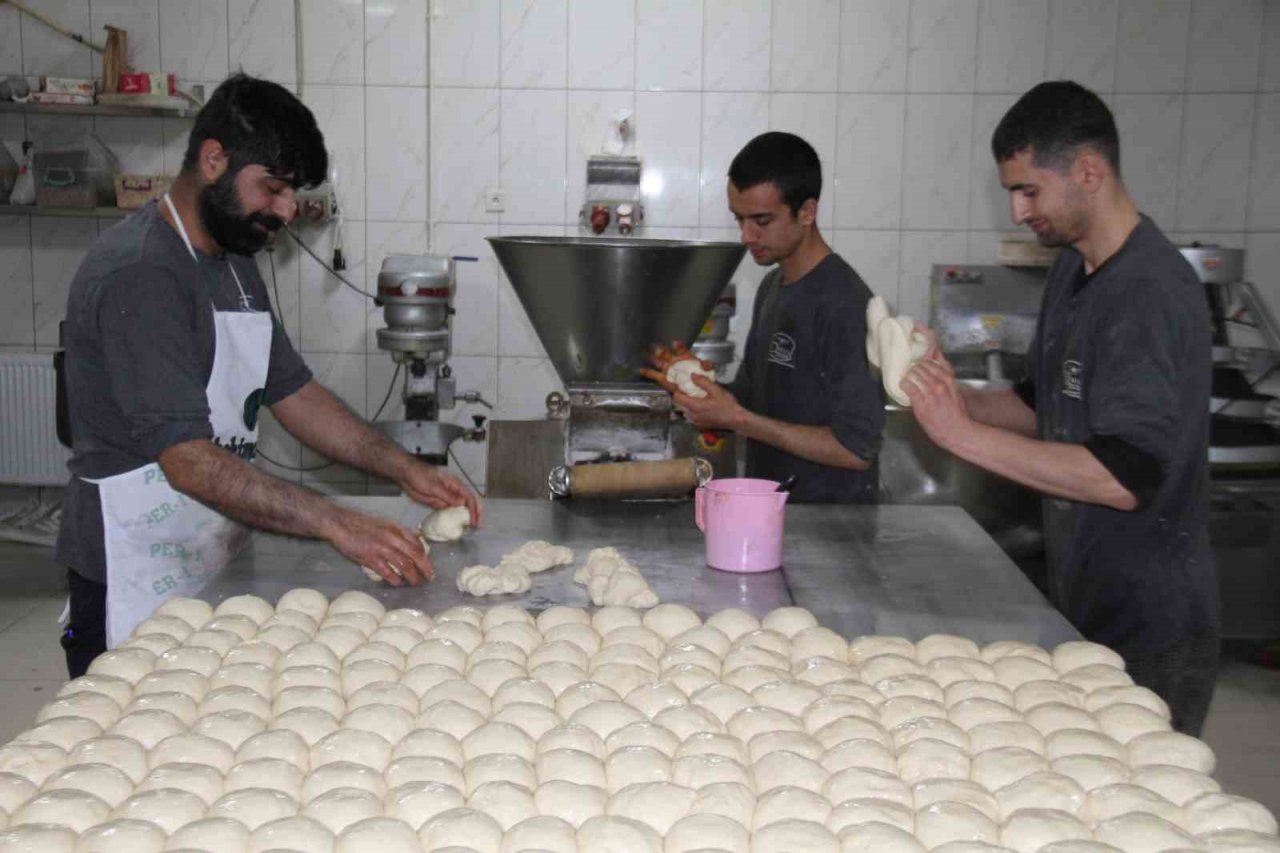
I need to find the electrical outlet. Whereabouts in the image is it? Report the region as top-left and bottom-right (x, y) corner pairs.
(296, 182), (337, 224)
(484, 187), (507, 213)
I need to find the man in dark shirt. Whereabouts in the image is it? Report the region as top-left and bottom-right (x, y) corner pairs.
(904, 81), (1218, 734)
(58, 75), (479, 676)
(646, 132), (885, 503)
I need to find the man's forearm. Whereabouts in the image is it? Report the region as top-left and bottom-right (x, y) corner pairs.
(733, 409), (869, 470)
(959, 386), (1037, 436)
(158, 439), (341, 539)
(946, 421), (1137, 510)
(271, 380), (415, 482)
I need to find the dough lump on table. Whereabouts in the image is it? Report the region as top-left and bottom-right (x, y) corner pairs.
(422, 505), (473, 542)
(501, 540), (575, 574)
(457, 563), (532, 597)
(573, 547), (659, 608)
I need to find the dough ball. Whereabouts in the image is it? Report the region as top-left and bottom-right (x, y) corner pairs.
(300, 790), (383, 836)
(468, 659), (529, 696)
(1000, 808), (1092, 853)
(731, 631), (791, 661)
(11, 789), (111, 832)
(316, 627), (371, 660)
(344, 704), (416, 744)
(916, 634), (982, 664)
(334, 816), (421, 853)
(891, 717), (970, 752)
(1052, 641), (1126, 674)
(73, 818), (166, 853)
(1044, 729), (1127, 763)
(913, 801), (1000, 849)
(575, 814), (663, 853)
(534, 780), (607, 828)
(208, 786), (298, 830)
(878, 696), (948, 732)
(422, 678), (493, 717)
(277, 588), (330, 622)
(993, 770), (1085, 819)
(1129, 763), (1220, 806)
(181, 628), (240, 657)
(43, 763), (134, 809)
(1013, 680), (1086, 713)
(1182, 792), (1278, 835)
(896, 737), (971, 784)
(993, 656), (1060, 690)
(569, 700), (648, 741)
(837, 821), (929, 853)
(492, 677), (558, 712)
(209, 663), (274, 699)
(0, 824), (77, 852)
(827, 797), (915, 834)
(134, 669), (210, 701)
(58, 674), (134, 709)
(418, 807), (504, 853)
(0, 774), (35, 815)
(1082, 782), (1181, 825)
(761, 607), (819, 638)
(193, 709), (268, 750)
(348, 681), (419, 715)
(969, 747), (1049, 791)
(666, 358), (717, 398)
(347, 660), (408, 696)
(428, 621), (484, 656)
(124, 691), (199, 727)
(463, 753), (536, 794)
(213, 594), (275, 625)
(605, 746), (672, 793)
(671, 626), (733, 659)
(536, 606), (592, 634)
(155, 646), (222, 679)
(745, 730), (819, 764)
(704, 609), (761, 642)
(607, 722), (681, 758)
(131, 614), (195, 643)
(199, 686), (272, 722)
(1059, 664), (1134, 694)
(418, 700), (486, 741)
(281, 641), (344, 672)
(818, 737), (898, 775)
(70, 736), (148, 783)
(250, 814), (336, 852)
(463, 722), (536, 763)
(392, 728), (464, 765)
(330, 590), (387, 620)
(536, 748), (606, 787)
(728, 706), (804, 744)
(422, 505), (472, 542)
(1084, 685), (1171, 720)
(486, 621), (542, 656)
(1025, 703), (1100, 736)
(85, 649), (155, 686)
(383, 780), (465, 831)
(752, 681), (822, 718)
(752, 818), (839, 853)
(13, 717), (102, 752)
(1092, 812), (1198, 853)
(1095, 702), (1171, 744)
(664, 663), (722, 697)
(225, 757), (304, 800)
(164, 816), (250, 853)
(407, 638), (469, 672)
(136, 761), (225, 805)
(822, 766), (912, 809)
(206, 613), (261, 641)
(155, 597), (215, 629)
(273, 706), (342, 746)
(752, 750), (829, 794)
(382, 607), (433, 634)
(1128, 730), (1217, 773)
(224, 639), (283, 668)
(912, 779), (1000, 822)
(670, 753), (752, 790)
(927, 658), (998, 689)
(385, 756), (465, 791)
(641, 604), (701, 640)
(113, 787), (209, 834)
(1050, 754), (1131, 791)
(794, 657), (859, 688)
(501, 815), (577, 853)
(0, 743), (67, 789)
(538, 724), (606, 759)
(466, 780), (536, 830)
(542, 623), (602, 656)
(980, 641), (1053, 667)
(1198, 829), (1280, 853)
(312, 730), (393, 772)
(686, 781), (756, 827)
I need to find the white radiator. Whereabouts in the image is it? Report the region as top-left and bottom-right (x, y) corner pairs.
(0, 353), (71, 486)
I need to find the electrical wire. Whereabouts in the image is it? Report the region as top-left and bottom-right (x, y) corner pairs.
(284, 227), (378, 300)
(449, 444), (485, 497)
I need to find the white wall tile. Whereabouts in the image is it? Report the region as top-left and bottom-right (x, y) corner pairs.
(501, 0), (568, 88)
(699, 225), (769, 361)
(431, 87), (500, 224)
(91, 0), (161, 71)
(257, 235), (301, 344)
(0, 218), (33, 348)
(366, 86), (427, 222)
(0, 3), (22, 75)
(1113, 93), (1183, 230)
(567, 0), (634, 90)
(636, 0), (702, 92)
(1045, 0), (1117, 93)
(1248, 94), (1280, 231)
(976, 0), (1047, 94)
(32, 217), (96, 348)
(497, 356), (563, 419)
(834, 94), (905, 230)
(899, 230), (968, 319)
(771, 0), (840, 93)
(228, 0), (297, 83)
(1115, 0), (1190, 93)
(500, 89), (567, 225)
(431, 0), (500, 87)
(365, 354), (404, 423)
(700, 92), (769, 228)
(302, 0), (364, 85)
(1263, 1), (1280, 92)
(636, 92), (702, 228)
(434, 224), (499, 358)
(832, 229), (901, 304)
(968, 93), (1018, 232)
(22, 0), (94, 78)
(1176, 94), (1254, 232)
(566, 90), (635, 223)
(299, 219), (369, 353)
(907, 0), (980, 93)
(161, 117), (195, 175)
(159, 0), (230, 83)
(255, 410), (301, 482)
(24, 114), (94, 153)
(1244, 233), (1280, 321)
(1187, 0), (1263, 93)
(93, 116), (165, 175)
(366, 0), (428, 87)
(306, 84), (367, 221)
(300, 352), (368, 482)
(439, 354), (498, 489)
(703, 0), (770, 92)
(838, 0), (909, 93)
(902, 94), (974, 230)
(497, 223), (562, 358)
(769, 94), (838, 232)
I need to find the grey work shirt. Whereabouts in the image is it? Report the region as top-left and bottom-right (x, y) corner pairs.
(728, 253), (885, 503)
(55, 202), (313, 583)
(1020, 215), (1218, 656)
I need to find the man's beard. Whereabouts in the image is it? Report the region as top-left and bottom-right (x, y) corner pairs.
(198, 171), (284, 256)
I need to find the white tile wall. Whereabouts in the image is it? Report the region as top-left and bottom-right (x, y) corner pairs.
(1, 0), (1277, 494)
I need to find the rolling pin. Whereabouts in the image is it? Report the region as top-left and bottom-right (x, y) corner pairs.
(549, 458), (713, 499)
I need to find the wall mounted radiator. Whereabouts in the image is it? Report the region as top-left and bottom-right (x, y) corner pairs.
(0, 353), (71, 486)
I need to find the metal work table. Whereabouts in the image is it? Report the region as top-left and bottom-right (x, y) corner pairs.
(202, 498), (1080, 647)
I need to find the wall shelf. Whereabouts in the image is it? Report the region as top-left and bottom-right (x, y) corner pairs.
(0, 204), (130, 219)
(0, 101), (197, 120)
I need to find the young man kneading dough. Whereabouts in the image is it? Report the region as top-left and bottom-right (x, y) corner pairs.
(646, 133), (885, 503)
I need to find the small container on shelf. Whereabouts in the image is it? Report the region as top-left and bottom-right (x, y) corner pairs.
(33, 133), (118, 209)
(114, 174), (173, 210)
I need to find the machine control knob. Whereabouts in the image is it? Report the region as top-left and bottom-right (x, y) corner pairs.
(472, 415), (487, 430)
(590, 205), (611, 234)
(400, 281), (418, 296)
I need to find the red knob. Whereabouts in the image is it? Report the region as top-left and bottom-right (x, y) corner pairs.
(590, 205), (610, 234)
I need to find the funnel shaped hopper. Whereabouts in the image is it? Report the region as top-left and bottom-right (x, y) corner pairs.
(489, 236), (747, 385)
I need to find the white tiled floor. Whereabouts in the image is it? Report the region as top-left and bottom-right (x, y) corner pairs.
(0, 540), (1276, 815)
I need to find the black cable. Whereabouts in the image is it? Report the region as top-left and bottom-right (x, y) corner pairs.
(283, 228), (378, 300)
(370, 362), (402, 422)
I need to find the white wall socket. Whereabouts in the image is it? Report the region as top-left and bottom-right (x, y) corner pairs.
(484, 187), (507, 213)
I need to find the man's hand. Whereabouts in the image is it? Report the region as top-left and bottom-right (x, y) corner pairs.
(671, 374), (746, 431)
(640, 340), (715, 393)
(324, 506), (432, 586)
(901, 345), (974, 451)
(397, 461), (484, 528)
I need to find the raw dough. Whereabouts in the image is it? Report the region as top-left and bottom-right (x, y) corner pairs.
(73, 818), (166, 853)
(114, 788), (209, 834)
(1128, 730), (1216, 773)
(136, 761), (226, 805)
(574, 548), (660, 608)
(576, 814), (663, 853)
(535, 779), (607, 828)
(501, 814), (578, 853)
(752, 818), (840, 853)
(42, 763), (135, 809)
(422, 505), (473, 542)
(164, 817), (251, 853)
(11, 789), (112, 832)
(500, 540), (574, 574)
(334, 816), (421, 852)
(302, 788), (383, 834)
(457, 563), (532, 597)
(865, 295), (930, 407)
(1182, 792), (1279, 835)
(1000, 809), (1092, 853)
(666, 358), (718, 398)
(250, 814), (336, 852)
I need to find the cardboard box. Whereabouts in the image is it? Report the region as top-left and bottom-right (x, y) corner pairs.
(114, 174), (173, 210)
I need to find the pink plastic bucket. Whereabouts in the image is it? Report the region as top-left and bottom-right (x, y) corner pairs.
(694, 478), (789, 573)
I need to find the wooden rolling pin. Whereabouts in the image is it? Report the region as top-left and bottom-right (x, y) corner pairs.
(551, 458), (712, 499)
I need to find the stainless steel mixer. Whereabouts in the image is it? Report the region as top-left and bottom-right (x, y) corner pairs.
(485, 236), (746, 499)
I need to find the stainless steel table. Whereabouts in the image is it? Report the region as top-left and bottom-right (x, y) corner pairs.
(202, 498), (1080, 646)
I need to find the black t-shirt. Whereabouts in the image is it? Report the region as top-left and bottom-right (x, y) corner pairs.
(1024, 215), (1218, 655)
(728, 254), (885, 503)
(56, 202), (313, 583)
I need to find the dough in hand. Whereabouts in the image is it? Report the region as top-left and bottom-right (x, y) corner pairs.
(865, 295), (929, 407)
(666, 358), (718, 398)
(422, 506), (472, 542)
(573, 547), (659, 608)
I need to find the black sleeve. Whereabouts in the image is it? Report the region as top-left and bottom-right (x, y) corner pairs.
(96, 263), (214, 459)
(1013, 376), (1035, 409)
(1084, 434), (1164, 509)
(820, 284), (886, 462)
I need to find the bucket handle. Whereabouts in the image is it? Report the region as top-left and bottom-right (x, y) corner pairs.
(694, 486), (706, 532)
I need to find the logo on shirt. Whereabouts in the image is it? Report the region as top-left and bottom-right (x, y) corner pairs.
(1062, 360), (1083, 399)
(768, 333), (796, 368)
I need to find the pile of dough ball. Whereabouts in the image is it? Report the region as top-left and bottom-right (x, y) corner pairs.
(1, 594), (1276, 853)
